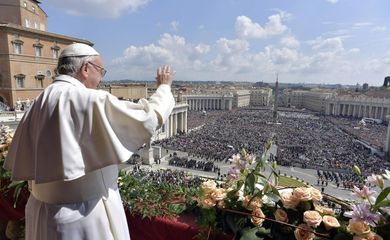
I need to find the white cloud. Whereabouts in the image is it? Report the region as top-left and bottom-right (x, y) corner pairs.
(311, 37), (344, 52)
(348, 48), (360, 54)
(372, 26), (387, 32)
(109, 23), (382, 85)
(353, 22), (374, 28)
(170, 21), (179, 32)
(110, 32), (365, 83)
(48, 0), (150, 18)
(265, 46), (299, 65)
(215, 38), (249, 54)
(325, 0), (339, 4)
(235, 14), (287, 39)
(112, 33), (211, 79)
(280, 35), (300, 49)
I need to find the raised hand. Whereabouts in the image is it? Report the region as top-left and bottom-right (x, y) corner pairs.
(156, 64), (174, 87)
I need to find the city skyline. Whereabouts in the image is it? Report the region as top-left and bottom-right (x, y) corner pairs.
(43, 0), (390, 86)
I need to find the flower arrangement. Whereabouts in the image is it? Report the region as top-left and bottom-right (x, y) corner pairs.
(193, 140), (390, 240)
(341, 166), (390, 239)
(0, 125), (28, 210)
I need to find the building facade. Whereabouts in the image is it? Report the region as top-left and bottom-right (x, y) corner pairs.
(250, 88), (272, 106)
(233, 90), (250, 108)
(282, 89), (390, 122)
(283, 90), (333, 113)
(0, 0), (93, 108)
(99, 83), (148, 100)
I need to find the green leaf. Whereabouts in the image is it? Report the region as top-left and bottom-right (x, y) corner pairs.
(7, 180), (25, 189)
(253, 172), (266, 179)
(373, 200), (390, 211)
(246, 173), (256, 195)
(237, 180), (245, 190)
(375, 187), (390, 206)
(271, 186), (281, 197)
(240, 227), (271, 240)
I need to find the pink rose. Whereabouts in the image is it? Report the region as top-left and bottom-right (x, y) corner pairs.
(294, 224), (314, 240)
(309, 187), (322, 202)
(348, 220), (371, 236)
(280, 191), (299, 209)
(210, 188), (226, 201)
(251, 208), (265, 226)
(303, 211), (322, 228)
(274, 209), (288, 222)
(322, 215), (340, 230)
(293, 187), (312, 202)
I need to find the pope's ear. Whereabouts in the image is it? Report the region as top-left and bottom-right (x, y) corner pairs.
(80, 62), (89, 77)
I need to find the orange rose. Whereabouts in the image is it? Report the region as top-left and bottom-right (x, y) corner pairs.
(365, 232), (384, 240)
(314, 204), (334, 215)
(348, 220), (371, 236)
(210, 188), (226, 201)
(242, 195), (262, 210)
(251, 208), (265, 226)
(274, 209), (288, 222)
(309, 187), (322, 202)
(200, 198), (216, 209)
(201, 180), (217, 194)
(294, 224), (314, 240)
(353, 232), (384, 240)
(322, 215), (340, 230)
(280, 191), (299, 209)
(293, 187), (312, 202)
(217, 201), (226, 209)
(303, 211), (322, 228)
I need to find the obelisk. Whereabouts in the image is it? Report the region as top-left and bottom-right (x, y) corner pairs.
(273, 73), (279, 121)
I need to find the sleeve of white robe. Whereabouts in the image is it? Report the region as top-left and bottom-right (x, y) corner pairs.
(4, 80), (175, 183)
(78, 84), (175, 173)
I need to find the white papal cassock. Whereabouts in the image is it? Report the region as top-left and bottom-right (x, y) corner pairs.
(4, 74), (175, 240)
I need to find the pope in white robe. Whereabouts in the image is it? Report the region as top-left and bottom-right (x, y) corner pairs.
(4, 43), (175, 240)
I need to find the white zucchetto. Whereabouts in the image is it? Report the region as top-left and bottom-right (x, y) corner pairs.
(59, 43), (99, 58)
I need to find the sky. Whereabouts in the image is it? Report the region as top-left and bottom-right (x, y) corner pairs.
(42, 0), (390, 86)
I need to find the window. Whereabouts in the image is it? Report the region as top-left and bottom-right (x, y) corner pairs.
(34, 42), (43, 57)
(32, 6), (35, 13)
(52, 47), (60, 58)
(46, 70), (52, 78)
(35, 46), (42, 57)
(25, 18), (30, 28)
(34, 21), (38, 29)
(23, 2), (27, 8)
(14, 43), (22, 54)
(15, 74), (25, 88)
(12, 39), (24, 54)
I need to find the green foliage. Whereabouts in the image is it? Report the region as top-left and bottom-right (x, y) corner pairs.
(118, 170), (198, 219)
(239, 227), (272, 240)
(373, 186), (390, 211)
(1, 156), (29, 208)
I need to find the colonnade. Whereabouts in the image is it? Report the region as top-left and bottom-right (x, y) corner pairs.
(166, 110), (187, 137)
(327, 102), (390, 121)
(152, 102), (188, 142)
(186, 96), (233, 111)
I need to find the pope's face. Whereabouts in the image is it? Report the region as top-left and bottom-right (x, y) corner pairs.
(85, 56), (105, 89)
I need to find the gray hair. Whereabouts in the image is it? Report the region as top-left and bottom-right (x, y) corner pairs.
(56, 55), (97, 77)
